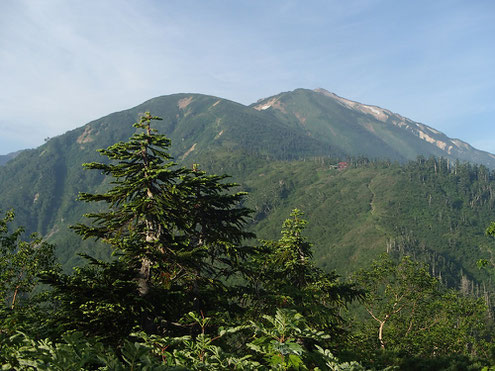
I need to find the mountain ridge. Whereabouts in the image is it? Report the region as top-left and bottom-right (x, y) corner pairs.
(251, 88), (495, 167)
(312, 87), (495, 162)
(0, 150), (23, 165)
(2, 88), (493, 166)
(1, 89), (495, 287)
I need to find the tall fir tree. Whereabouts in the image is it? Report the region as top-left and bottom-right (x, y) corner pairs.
(67, 113), (254, 331)
(249, 209), (361, 335)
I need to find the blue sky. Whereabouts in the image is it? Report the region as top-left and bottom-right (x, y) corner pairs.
(1, 0), (494, 155)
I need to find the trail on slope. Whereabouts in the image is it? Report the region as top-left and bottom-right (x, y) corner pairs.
(368, 178), (377, 216)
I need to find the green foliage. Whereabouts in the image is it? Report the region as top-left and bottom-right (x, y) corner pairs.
(39, 255), (146, 345)
(247, 309), (327, 370)
(249, 209), (361, 337)
(265, 209), (315, 287)
(3, 331), (105, 370)
(17, 113), (259, 351)
(2, 310), (365, 371)
(135, 311), (257, 370)
(486, 222), (495, 238)
(352, 254), (492, 368)
(245, 156), (495, 295)
(134, 308), (364, 370)
(0, 210), (57, 309)
(71, 113), (254, 300)
(60, 113), (259, 342)
(0, 210), (59, 365)
(1, 331), (174, 370)
(3, 111), (495, 369)
(3, 108), (495, 300)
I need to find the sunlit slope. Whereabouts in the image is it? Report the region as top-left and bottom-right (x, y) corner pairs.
(0, 91), (494, 292)
(252, 88), (495, 167)
(240, 158), (494, 289)
(0, 93), (340, 266)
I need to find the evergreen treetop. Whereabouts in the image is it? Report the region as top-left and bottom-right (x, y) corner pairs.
(71, 113), (254, 297)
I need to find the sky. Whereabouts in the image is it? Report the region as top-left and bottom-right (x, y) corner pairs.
(1, 0), (494, 155)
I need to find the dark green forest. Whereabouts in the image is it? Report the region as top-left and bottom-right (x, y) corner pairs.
(2, 114), (495, 370)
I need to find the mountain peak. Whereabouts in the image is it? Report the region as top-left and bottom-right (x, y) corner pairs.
(250, 88), (495, 167)
(313, 87), (337, 97)
(313, 88), (392, 122)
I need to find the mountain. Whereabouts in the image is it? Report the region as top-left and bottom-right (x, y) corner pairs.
(0, 93), (342, 266)
(0, 150), (23, 166)
(0, 89), (494, 291)
(246, 157), (495, 290)
(253, 88), (495, 167)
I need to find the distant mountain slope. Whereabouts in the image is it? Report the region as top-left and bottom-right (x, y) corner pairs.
(242, 157), (495, 290)
(0, 150), (22, 166)
(252, 88), (495, 167)
(1, 89), (495, 288)
(0, 93), (343, 266)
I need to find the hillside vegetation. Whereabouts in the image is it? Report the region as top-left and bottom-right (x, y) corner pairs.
(1, 115), (494, 369)
(0, 150), (22, 166)
(1, 91), (495, 291)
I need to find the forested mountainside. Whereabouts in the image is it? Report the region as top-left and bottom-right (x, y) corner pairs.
(2, 114), (495, 369)
(231, 156), (495, 293)
(1, 90), (495, 287)
(0, 150), (22, 166)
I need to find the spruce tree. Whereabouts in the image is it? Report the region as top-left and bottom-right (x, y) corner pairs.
(250, 209), (361, 333)
(71, 113), (254, 324)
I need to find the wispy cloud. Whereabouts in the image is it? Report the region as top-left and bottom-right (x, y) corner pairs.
(0, 0), (494, 154)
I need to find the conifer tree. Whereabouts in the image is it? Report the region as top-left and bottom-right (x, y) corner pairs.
(71, 113), (254, 316)
(250, 209), (360, 332)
